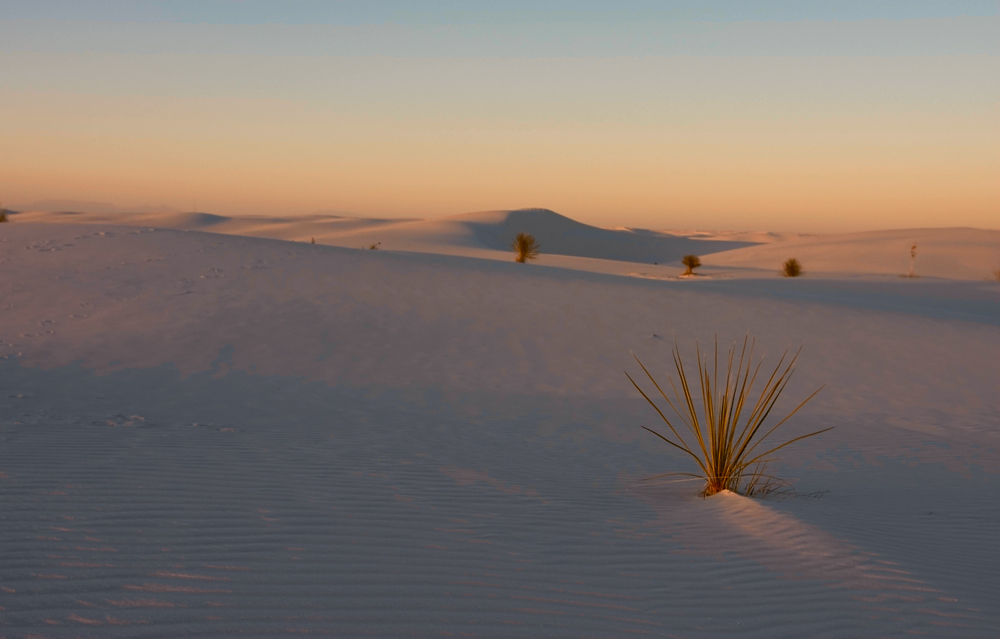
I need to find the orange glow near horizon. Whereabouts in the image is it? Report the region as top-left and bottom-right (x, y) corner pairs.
(5, 120), (995, 232)
(2, 45), (997, 232)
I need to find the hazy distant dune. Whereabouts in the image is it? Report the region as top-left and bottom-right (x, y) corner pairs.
(320, 208), (760, 264)
(8, 207), (998, 279)
(9, 208), (417, 243)
(701, 227), (1000, 280)
(143, 212), (232, 228)
(658, 229), (809, 244)
(13, 199), (181, 215)
(11, 207), (760, 265)
(444, 208), (761, 263)
(12, 209), (230, 228)
(208, 214), (417, 242)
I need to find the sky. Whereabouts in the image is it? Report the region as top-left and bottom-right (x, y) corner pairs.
(1, 1), (997, 232)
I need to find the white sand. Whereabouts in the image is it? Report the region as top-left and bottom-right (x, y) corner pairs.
(700, 227), (1000, 280)
(14, 207), (998, 282)
(1, 210), (998, 637)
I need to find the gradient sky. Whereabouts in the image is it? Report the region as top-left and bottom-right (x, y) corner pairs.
(1, 1), (997, 231)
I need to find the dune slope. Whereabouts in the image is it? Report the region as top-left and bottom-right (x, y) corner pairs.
(0, 222), (998, 637)
(9, 207), (759, 265)
(702, 227), (1000, 280)
(12, 208), (997, 281)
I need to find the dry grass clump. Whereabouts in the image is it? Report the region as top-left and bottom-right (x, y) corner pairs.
(627, 335), (829, 497)
(681, 254), (701, 275)
(782, 258), (802, 277)
(512, 233), (540, 263)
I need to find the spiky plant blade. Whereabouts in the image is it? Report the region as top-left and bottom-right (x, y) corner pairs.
(512, 233), (540, 262)
(630, 336), (829, 497)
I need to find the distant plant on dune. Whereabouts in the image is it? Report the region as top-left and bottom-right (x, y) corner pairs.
(993, 268), (1000, 282)
(368, 242), (381, 250)
(627, 335), (829, 498)
(681, 254), (701, 275)
(512, 233), (540, 263)
(311, 237), (316, 244)
(908, 243), (917, 278)
(0, 204), (8, 223)
(782, 258), (802, 277)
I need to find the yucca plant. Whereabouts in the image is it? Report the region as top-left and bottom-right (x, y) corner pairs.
(782, 258), (802, 277)
(627, 335), (830, 497)
(512, 233), (540, 263)
(681, 254), (701, 275)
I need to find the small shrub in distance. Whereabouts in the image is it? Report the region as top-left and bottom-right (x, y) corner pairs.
(512, 233), (540, 263)
(627, 335), (830, 498)
(0, 204), (8, 223)
(782, 258), (802, 277)
(368, 242), (381, 250)
(681, 254), (701, 275)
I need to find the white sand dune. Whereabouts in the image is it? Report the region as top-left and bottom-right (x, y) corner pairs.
(10, 209), (415, 244)
(701, 227), (1000, 280)
(349, 208), (763, 264)
(1, 216), (998, 637)
(13, 208), (997, 282)
(654, 228), (809, 244)
(9, 208), (762, 266)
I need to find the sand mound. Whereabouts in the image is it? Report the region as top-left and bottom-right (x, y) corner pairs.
(8, 208), (998, 280)
(12, 209), (231, 228)
(654, 229), (809, 244)
(136, 212), (232, 228)
(7, 209), (417, 244)
(317, 208), (759, 264)
(1, 223), (998, 637)
(7, 207), (760, 265)
(702, 227), (1000, 280)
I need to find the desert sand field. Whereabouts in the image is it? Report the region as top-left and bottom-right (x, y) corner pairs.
(1, 208), (998, 638)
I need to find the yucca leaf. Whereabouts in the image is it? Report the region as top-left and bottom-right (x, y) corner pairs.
(630, 335), (829, 497)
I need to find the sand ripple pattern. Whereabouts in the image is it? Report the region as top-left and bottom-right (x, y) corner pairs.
(2, 366), (997, 638)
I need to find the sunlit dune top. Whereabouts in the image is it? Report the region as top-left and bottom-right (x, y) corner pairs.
(6, 208), (999, 280)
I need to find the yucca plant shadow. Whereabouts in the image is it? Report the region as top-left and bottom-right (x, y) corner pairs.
(627, 335), (830, 498)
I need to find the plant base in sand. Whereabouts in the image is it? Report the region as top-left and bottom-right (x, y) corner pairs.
(681, 254), (701, 275)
